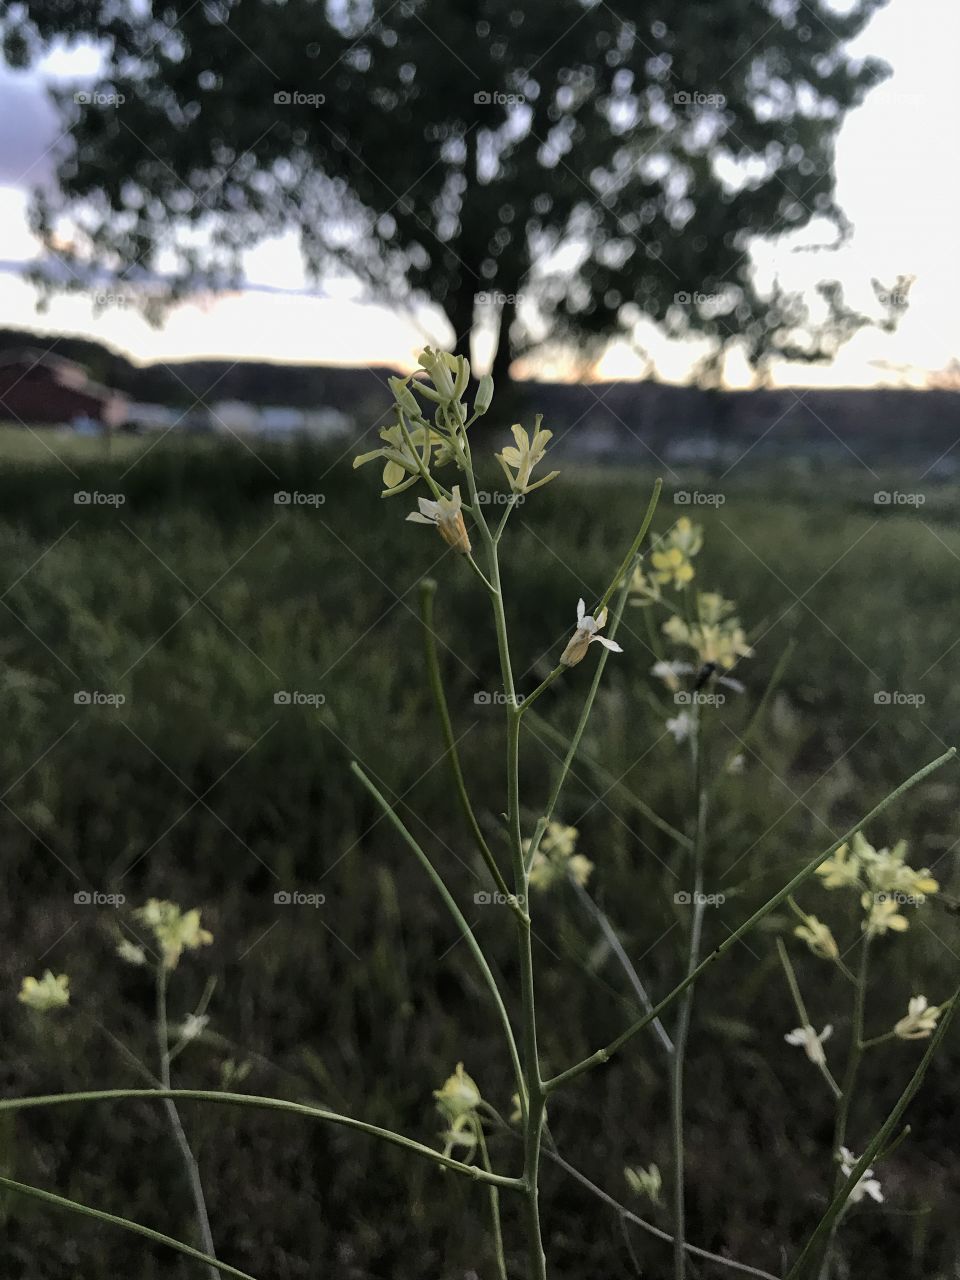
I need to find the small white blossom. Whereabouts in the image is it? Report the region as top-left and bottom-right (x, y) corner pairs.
(894, 995), (943, 1041)
(116, 938), (147, 967)
(560, 598), (623, 668)
(406, 485), (472, 554)
(785, 1023), (833, 1066)
(178, 1013), (210, 1042)
(665, 710), (694, 744)
(839, 1146), (884, 1203)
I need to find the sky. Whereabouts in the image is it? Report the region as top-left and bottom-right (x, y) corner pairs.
(0, 0), (956, 387)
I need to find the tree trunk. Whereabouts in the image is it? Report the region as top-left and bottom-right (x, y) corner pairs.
(490, 297), (516, 390)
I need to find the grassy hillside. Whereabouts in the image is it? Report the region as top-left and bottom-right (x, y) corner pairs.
(1, 427), (958, 1279)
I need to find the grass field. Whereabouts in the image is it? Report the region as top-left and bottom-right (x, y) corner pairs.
(1, 422), (958, 1279)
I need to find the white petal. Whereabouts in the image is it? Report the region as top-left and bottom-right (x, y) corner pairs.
(407, 512), (435, 524)
(417, 497), (439, 519)
(577, 597), (586, 623)
(594, 636), (623, 653)
(595, 607), (608, 628)
(820, 1024), (833, 1042)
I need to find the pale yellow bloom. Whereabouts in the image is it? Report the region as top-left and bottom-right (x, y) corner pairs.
(19, 971), (70, 1012)
(894, 995), (943, 1040)
(560, 598), (623, 668)
(862, 894), (910, 937)
(628, 565), (662, 607)
(650, 518), (703, 588)
(815, 842), (862, 890)
(135, 899), (213, 969)
(353, 421), (433, 492)
(434, 1062), (481, 1121)
(496, 417), (559, 495)
(116, 938), (147, 966)
(406, 485), (472, 554)
(794, 914), (839, 961)
(625, 1163), (662, 1203)
(525, 821), (594, 892)
(662, 592), (752, 670)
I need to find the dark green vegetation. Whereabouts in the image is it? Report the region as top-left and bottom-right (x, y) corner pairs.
(2, 429), (958, 1278)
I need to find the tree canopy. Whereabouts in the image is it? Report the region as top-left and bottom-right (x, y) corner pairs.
(6, 0), (896, 382)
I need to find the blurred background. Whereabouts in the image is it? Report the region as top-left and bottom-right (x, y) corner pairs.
(0, 1), (958, 1277)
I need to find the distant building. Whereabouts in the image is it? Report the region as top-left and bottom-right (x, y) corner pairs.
(210, 400), (260, 434)
(0, 348), (128, 428)
(127, 402), (182, 432)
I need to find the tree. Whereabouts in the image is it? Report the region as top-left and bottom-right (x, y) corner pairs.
(7, 0), (892, 384)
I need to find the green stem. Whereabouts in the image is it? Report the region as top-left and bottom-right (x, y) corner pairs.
(776, 940), (841, 1100)
(157, 964), (220, 1279)
(543, 748), (956, 1093)
(524, 710), (692, 851)
(539, 1147), (780, 1280)
(671, 702), (707, 1280)
(596, 478), (663, 614)
(350, 761), (526, 1104)
(521, 549), (640, 879)
(0, 1088), (524, 1189)
(786, 987), (960, 1280)
(418, 578), (523, 921)
(478, 1125), (509, 1280)
(712, 640), (795, 797)
(817, 936), (871, 1279)
(0, 1174), (256, 1280)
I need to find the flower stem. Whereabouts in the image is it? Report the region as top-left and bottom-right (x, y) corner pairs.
(0, 1174), (256, 1280)
(478, 1125), (509, 1280)
(776, 940), (841, 1100)
(671, 702), (708, 1280)
(156, 963), (220, 1280)
(787, 987), (960, 1280)
(418, 578), (524, 921)
(0, 1088), (526, 1189)
(350, 761), (526, 1103)
(543, 748), (956, 1093)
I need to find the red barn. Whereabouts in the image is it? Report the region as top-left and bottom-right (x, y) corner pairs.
(0, 348), (128, 428)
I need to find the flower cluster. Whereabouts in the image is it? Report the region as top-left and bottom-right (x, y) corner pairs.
(353, 347), (558, 555)
(434, 1062), (482, 1159)
(524, 821), (594, 892)
(625, 1162), (662, 1203)
(135, 899), (214, 969)
(662, 592), (753, 671)
(815, 831), (938, 936)
(19, 970), (70, 1012)
(650, 517), (702, 589)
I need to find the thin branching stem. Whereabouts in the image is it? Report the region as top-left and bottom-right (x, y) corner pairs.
(543, 748), (956, 1093)
(786, 987), (960, 1280)
(671, 701), (708, 1280)
(0, 1088), (525, 1190)
(156, 963), (220, 1280)
(419, 577), (524, 921)
(0, 1174), (256, 1280)
(350, 761), (526, 1104)
(776, 940), (842, 1100)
